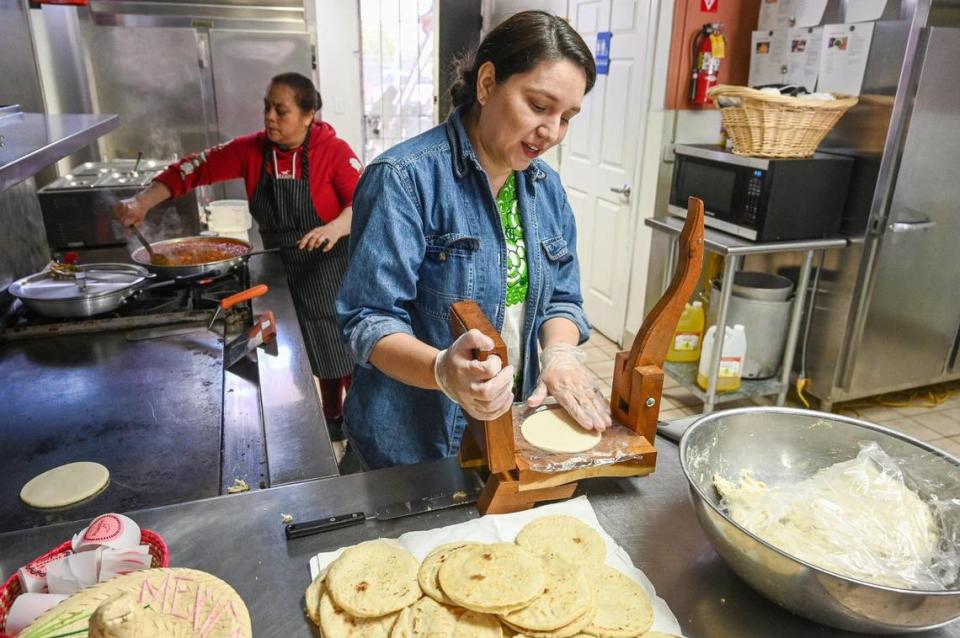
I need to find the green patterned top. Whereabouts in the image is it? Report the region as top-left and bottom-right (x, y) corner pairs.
(496, 173), (528, 306)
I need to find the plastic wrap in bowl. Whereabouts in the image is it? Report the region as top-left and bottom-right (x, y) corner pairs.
(680, 407), (960, 633)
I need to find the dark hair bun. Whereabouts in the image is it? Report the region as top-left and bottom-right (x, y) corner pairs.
(449, 55), (477, 110)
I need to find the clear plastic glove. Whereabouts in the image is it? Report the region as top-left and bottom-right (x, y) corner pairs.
(527, 343), (611, 432)
(434, 329), (515, 421)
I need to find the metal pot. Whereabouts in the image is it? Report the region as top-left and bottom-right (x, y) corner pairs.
(680, 407), (960, 634)
(707, 290), (792, 379)
(131, 236), (252, 278)
(8, 263), (153, 318)
(728, 271), (795, 301)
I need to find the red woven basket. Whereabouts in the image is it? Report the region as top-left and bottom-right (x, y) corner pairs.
(0, 529), (168, 635)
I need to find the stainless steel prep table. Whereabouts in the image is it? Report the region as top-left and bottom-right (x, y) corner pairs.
(0, 247), (337, 532)
(245, 249), (339, 485)
(2, 416), (956, 638)
(646, 216), (848, 412)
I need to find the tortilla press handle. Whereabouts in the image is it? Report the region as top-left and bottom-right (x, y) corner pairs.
(220, 284), (269, 311)
(448, 300), (514, 475)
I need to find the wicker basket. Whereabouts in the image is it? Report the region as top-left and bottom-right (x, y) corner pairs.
(0, 529), (169, 635)
(709, 85), (858, 158)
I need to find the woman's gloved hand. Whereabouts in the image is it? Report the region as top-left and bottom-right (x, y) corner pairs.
(434, 329), (515, 421)
(527, 343), (611, 432)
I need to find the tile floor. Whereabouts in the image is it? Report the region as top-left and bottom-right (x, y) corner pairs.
(585, 332), (960, 458)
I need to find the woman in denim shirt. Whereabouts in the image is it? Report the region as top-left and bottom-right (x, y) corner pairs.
(337, 11), (612, 470)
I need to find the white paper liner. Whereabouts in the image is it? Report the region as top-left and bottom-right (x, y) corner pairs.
(308, 495), (683, 636)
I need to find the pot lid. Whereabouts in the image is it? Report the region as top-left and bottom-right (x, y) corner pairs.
(8, 263), (151, 301)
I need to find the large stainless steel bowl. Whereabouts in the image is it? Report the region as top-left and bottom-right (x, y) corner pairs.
(680, 407), (960, 633)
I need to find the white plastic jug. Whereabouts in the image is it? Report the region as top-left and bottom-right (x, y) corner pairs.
(697, 324), (747, 392)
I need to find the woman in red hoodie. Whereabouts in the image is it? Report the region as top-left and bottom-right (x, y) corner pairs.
(115, 72), (359, 435)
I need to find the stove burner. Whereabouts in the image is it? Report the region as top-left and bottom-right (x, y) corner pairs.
(2, 266), (252, 340)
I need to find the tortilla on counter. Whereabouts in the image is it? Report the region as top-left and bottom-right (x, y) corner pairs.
(20, 461), (110, 509)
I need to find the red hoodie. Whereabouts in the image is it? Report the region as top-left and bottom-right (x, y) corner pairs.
(153, 121), (361, 223)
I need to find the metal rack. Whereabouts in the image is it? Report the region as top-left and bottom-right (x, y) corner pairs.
(646, 216), (848, 411)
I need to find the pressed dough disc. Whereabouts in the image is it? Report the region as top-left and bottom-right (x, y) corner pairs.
(20, 461), (110, 508)
(521, 408), (601, 454)
(326, 543), (422, 617)
(515, 515), (607, 566)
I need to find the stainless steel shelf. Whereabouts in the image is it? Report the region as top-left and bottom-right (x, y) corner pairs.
(649, 214), (850, 411)
(645, 216), (848, 256)
(664, 360), (787, 405)
(0, 107), (119, 193)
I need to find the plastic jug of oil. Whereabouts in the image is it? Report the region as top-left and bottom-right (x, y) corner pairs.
(697, 324), (747, 392)
(666, 301), (705, 362)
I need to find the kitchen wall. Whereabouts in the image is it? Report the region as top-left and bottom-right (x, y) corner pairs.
(438, 0), (483, 120)
(664, 0), (760, 109)
(481, 0), (567, 30)
(0, 180), (51, 307)
(0, 0), (55, 304)
(0, 0), (44, 113)
(314, 0), (364, 156)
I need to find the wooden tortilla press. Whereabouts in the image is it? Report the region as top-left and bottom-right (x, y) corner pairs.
(450, 197), (705, 515)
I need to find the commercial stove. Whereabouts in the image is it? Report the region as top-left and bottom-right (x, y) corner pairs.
(0, 246), (338, 533)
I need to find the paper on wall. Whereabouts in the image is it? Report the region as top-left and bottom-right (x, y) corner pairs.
(758, 0), (794, 31)
(759, 0), (828, 30)
(845, 0), (887, 23)
(749, 30), (789, 87)
(817, 22), (875, 94)
(308, 496), (683, 636)
(794, 0), (829, 27)
(786, 26), (824, 90)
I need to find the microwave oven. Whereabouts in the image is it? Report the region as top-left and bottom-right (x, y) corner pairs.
(668, 145), (853, 241)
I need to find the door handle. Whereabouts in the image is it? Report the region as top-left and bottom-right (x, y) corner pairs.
(610, 184), (632, 197)
(889, 220), (936, 232)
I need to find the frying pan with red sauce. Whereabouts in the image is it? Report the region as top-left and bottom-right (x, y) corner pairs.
(133, 237), (250, 267)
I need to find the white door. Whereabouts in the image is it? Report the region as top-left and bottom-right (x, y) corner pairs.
(561, 0), (652, 344)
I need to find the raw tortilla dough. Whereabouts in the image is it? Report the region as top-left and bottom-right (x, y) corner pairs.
(20, 461), (110, 509)
(714, 451), (940, 588)
(521, 408), (601, 454)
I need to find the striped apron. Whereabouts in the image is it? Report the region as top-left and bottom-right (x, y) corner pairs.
(249, 128), (354, 379)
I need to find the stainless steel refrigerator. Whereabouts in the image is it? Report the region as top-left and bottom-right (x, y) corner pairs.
(24, 0), (313, 196)
(772, 0), (960, 409)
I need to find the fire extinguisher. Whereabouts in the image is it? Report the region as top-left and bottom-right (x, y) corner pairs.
(689, 23), (726, 105)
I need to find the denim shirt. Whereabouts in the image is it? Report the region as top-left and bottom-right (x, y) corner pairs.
(336, 109), (590, 469)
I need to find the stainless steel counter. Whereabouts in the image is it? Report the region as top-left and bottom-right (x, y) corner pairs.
(1, 419), (956, 638)
(0, 246), (337, 532)
(246, 250), (339, 484)
(0, 108), (119, 193)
